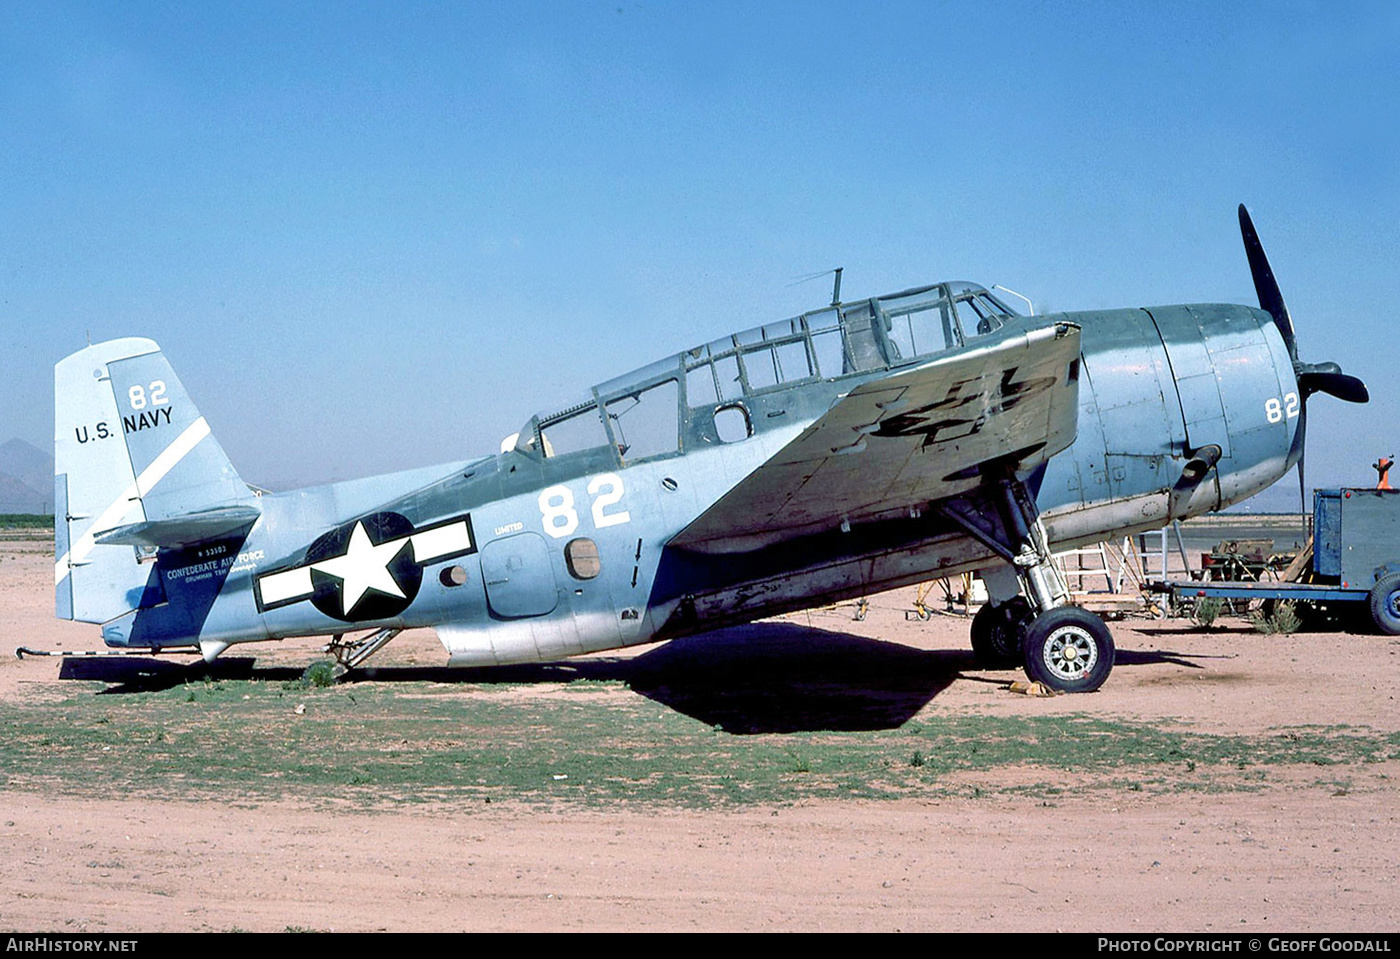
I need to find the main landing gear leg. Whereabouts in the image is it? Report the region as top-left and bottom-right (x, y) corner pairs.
(941, 471), (1115, 692)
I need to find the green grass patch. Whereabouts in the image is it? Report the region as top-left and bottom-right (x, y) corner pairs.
(0, 513), (52, 529)
(1, 678), (1395, 808)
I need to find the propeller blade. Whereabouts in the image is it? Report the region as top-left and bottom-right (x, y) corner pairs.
(1239, 204), (1298, 360)
(1282, 397), (1304, 512)
(1235, 205), (1369, 513)
(1297, 370), (1370, 404)
(1295, 411), (1308, 513)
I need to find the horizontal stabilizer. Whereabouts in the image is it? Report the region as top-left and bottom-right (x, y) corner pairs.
(93, 505), (262, 549)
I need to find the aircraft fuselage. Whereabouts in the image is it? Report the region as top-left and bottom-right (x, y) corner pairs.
(90, 296), (1299, 667)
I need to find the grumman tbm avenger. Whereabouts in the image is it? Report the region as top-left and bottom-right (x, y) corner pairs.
(49, 207), (1367, 692)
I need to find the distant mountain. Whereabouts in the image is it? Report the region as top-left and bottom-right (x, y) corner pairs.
(0, 438), (52, 514)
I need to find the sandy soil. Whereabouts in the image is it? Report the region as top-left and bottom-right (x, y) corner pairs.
(2, 534), (1398, 932)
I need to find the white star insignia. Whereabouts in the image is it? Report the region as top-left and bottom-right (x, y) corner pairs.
(256, 514), (474, 617)
(311, 521), (408, 615)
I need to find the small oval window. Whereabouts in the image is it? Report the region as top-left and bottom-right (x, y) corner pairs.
(565, 538), (601, 580)
(714, 404), (752, 443)
(440, 565), (468, 587)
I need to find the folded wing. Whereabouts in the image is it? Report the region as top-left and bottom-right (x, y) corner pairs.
(672, 321), (1082, 551)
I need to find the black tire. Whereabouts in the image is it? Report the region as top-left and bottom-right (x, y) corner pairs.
(970, 597), (1030, 669)
(1292, 600), (1320, 630)
(1021, 606), (1115, 693)
(1369, 573), (1400, 636)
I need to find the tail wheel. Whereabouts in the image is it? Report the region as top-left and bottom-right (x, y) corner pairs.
(970, 597), (1030, 669)
(1021, 606), (1115, 693)
(1369, 573), (1400, 636)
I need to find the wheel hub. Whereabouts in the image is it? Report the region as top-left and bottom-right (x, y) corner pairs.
(1043, 626), (1097, 679)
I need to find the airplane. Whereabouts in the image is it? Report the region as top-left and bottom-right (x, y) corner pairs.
(50, 206), (1368, 693)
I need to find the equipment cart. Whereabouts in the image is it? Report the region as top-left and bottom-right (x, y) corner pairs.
(1155, 488), (1400, 634)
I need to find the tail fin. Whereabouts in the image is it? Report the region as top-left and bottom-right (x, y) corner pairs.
(55, 338), (258, 625)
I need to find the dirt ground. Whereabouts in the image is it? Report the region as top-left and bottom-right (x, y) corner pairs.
(2, 534), (1398, 932)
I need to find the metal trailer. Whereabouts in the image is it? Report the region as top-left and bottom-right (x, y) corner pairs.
(1157, 488), (1400, 634)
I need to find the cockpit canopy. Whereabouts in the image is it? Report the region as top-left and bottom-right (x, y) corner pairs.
(513, 281), (1020, 462)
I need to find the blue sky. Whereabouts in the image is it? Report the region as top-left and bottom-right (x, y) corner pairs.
(3, 1), (1396, 499)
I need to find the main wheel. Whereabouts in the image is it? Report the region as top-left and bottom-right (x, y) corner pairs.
(1369, 573), (1400, 636)
(1021, 606), (1115, 693)
(970, 597), (1030, 669)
